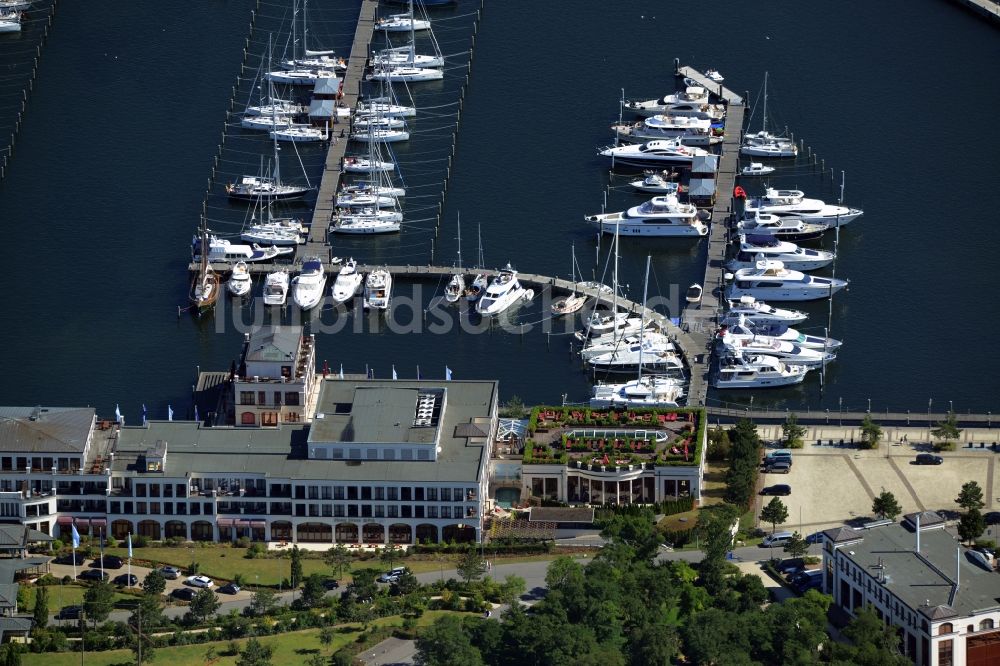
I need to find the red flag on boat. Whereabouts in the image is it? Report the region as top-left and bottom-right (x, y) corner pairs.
(733, 186), (747, 199)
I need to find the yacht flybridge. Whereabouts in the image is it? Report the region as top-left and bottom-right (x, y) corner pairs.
(725, 235), (835, 272)
(476, 265), (534, 316)
(713, 351), (810, 389)
(586, 195), (708, 237)
(744, 188), (863, 227)
(725, 259), (848, 302)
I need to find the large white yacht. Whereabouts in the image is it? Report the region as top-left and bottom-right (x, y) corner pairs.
(745, 188), (863, 227)
(476, 265), (533, 316)
(331, 258), (363, 304)
(717, 333), (836, 367)
(624, 86), (725, 120)
(587, 339), (684, 374)
(713, 352), (810, 389)
(192, 236), (294, 263)
(590, 376), (686, 408)
(612, 115), (721, 146)
(598, 139), (710, 168)
(349, 128), (410, 143)
(718, 317), (842, 351)
(292, 257), (327, 310)
(735, 213), (828, 242)
(263, 270), (290, 306)
(586, 194), (708, 237)
(227, 262), (252, 298)
(725, 260), (848, 302)
(723, 296), (807, 327)
(725, 235), (835, 272)
(364, 268), (393, 310)
(265, 68), (339, 86)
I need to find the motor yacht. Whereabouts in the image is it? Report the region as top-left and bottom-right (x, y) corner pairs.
(717, 317), (842, 351)
(723, 296), (807, 327)
(598, 139), (710, 169)
(612, 114), (721, 146)
(587, 339), (684, 374)
(586, 194), (708, 237)
(627, 171), (679, 195)
(589, 376), (686, 408)
(713, 351), (810, 389)
(476, 265), (533, 316)
(624, 86), (725, 120)
(744, 188), (863, 227)
(741, 162), (776, 177)
(292, 257), (327, 310)
(725, 236), (835, 272)
(735, 213), (829, 242)
(263, 270), (290, 306)
(191, 235), (294, 263)
(364, 268), (393, 310)
(227, 261), (252, 298)
(331, 258), (363, 304)
(725, 260), (848, 302)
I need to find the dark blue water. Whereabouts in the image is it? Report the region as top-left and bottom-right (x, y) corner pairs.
(0, 0), (997, 419)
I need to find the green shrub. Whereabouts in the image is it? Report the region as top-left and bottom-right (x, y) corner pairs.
(933, 441), (956, 452)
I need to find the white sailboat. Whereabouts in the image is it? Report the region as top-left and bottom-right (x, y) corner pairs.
(0, 10), (20, 33)
(271, 124), (328, 143)
(465, 225), (489, 302)
(444, 215), (466, 304)
(268, 0), (339, 85)
(741, 72), (798, 158)
(551, 245), (587, 316)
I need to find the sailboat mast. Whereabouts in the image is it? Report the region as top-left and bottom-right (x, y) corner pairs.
(477, 224), (484, 269)
(408, 0), (416, 66)
(637, 255), (650, 380)
(456, 212), (462, 269)
(761, 71), (768, 135)
(291, 0), (298, 63)
(612, 221), (619, 315)
(302, 0), (307, 61)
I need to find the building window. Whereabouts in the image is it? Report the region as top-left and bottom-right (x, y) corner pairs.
(388, 488), (398, 501)
(361, 505), (372, 518)
(257, 391), (266, 406)
(427, 488), (438, 501)
(334, 487), (345, 500)
(375, 506), (384, 518)
(383, 449), (395, 460)
(938, 638), (953, 666)
(388, 506), (398, 518)
(240, 391), (255, 405)
(334, 505), (345, 517)
(938, 623), (953, 636)
(428, 506), (438, 518)
(137, 502), (147, 515)
(285, 412), (300, 423)
(401, 449), (413, 460)
(980, 619), (995, 631)
(281, 365), (292, 378)
(441, 488), (451, 501)
(374, 487), (384, 500)
(415, 506), (424, 518)
(441, 506), (451, 519)
(241, 412), (256, 425)
(402, 506), (412, 518)
(415, 488), (424, 501)
(322, 487), (332, 500)
(273, 392), (282, 406)
(367, 449), (378, 460)
(261, 412), (278, 427)
(453, 488), (462, 502)
(401, 488), (411, 501)
(418, 449), (430, 460)
(285, 392), (300, 406)
(361, 487), (372, 500)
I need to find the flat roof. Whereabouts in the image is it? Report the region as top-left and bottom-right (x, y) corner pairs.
(0, 406), (94, 454)
(309, 386), (436, 445)
(832, 522), (1000, 619)
(113, 379), (496, 483)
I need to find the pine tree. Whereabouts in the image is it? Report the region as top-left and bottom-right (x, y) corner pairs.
(760, 497), (789, 535)
(871, 489), (902, 520)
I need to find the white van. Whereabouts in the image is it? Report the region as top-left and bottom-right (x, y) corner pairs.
(761, 531), (794, 548)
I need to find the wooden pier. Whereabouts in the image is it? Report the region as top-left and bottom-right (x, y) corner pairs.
(948, 0), (1000, 25)
(674, 65), (744, 105)
(298, 0), (379, 262)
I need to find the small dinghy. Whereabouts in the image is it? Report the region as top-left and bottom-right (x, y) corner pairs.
(686, 283), (703, 304)
(705, 69), (724, 83)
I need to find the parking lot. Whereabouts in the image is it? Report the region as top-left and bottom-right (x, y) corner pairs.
(755, 442), (995, 534)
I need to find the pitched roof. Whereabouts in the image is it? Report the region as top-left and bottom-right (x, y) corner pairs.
(823, 526), (863, 544)
(902, 510), (947, 530)
(921, 604), (958, 620)
(243, 326), (302, 363)
(0, 406), (94, 454)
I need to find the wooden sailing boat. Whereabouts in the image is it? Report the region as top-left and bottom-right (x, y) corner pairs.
(190, 222), (220, 314)
(552, 244), (588, 316)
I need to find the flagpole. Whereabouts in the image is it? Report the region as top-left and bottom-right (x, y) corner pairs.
(72, 544), (77, 580)
(99, 529), (105, 580)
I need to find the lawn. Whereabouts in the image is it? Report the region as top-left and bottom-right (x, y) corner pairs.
(23, 584), (133, 611)
(701, 461), (728, 505)
(23, 611), (462, 666)
(101, 546), (575, 586)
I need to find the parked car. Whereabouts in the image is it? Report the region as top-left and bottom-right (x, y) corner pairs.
(804, 532), (825, 545)
(78, 569), (109, 582)
(160, 566), (181, 580)
(765, 461), (792, 474)
(171, 587), (196, 601)
(790, 570), (823, 594)
(323, 579), (341, 590)
(761, 484), (792, 496)
(218, 583), (241, 595)
(56, 605), (81, 620)
(776, 558), (805, 575)
(915, 453), (943, 465)
(54, 552), (87, 566)
(378, 567), (407, 583)
(186, 575), (214, 588)
(765, 450), (793, 462)
(761, 531), (794, 548)
(93, 555), (124, 570)
(113, 573), (138, 587)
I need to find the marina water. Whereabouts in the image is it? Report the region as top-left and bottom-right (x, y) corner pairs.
(0, 0), (997, 417)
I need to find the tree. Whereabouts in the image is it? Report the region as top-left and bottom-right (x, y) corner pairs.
(415, 614), (484, 666)
(392, 570), (420, 596)
(305, 655), (326, 666)
(782, 532), (810, 558)
(318, 626), (336, 651)
(32, 586), (48, 630)
(82, 581), (115, 626)
(498, 574), (526, 607)
(931, 411), (962, 443)
(290, 545), (303, 589)
(142, 569), (166, 597)
(189, 588), (220, 623)
(348, 568), (380, 602)
(724, 419), (761, 508)
(249, 587), (278, 617)
(628, 623), (679, 666)
(831, 605), (909, 666)
(706, 427), (732, 462)
(696, 504), (740, 594)
(959, 508), (986, 545)
(129, 594), (165, 632)
(300, 574), (327, 608)
(0, 644), (21, 666)
(957, 480), (986, 511)
(456, 550), (487, 584)
(760, 496), (788, 535)
(324, 545), (352, 580)
(236, 637), (274, 666)
(499, 395), (526, 419)
(860, 414), (883, 449)
(781, 413), (807, 448)
(871, 489), (902, 521)
(380, 543), (403, 570)
(600, 513), (663, 561)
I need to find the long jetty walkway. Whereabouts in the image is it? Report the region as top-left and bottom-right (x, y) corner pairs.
(298, 0), (378, 262)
